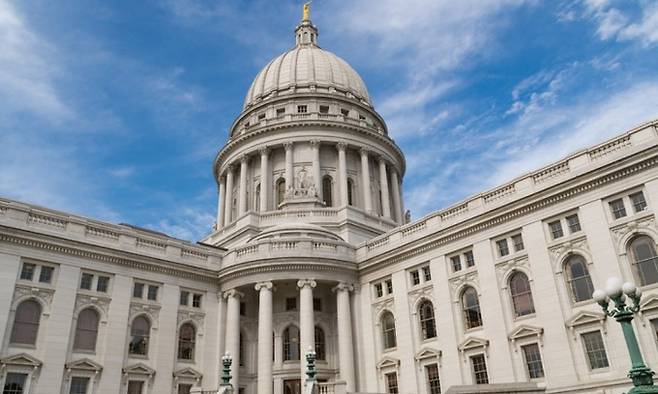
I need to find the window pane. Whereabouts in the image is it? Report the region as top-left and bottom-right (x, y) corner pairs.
(411, 271), (420, 285)
(286, 297), (297, 311)
(313, 298), (322, 312)
(69, 377), (89, 394)
(4, 373), (28, 394)
(315, 326), (326, 360)
(423, 266), (432, 281)
(471, 354), (489, 384)
(283, 326), (300, 360)
(133, 283), (144, 298)
(521, 343), (544, 379)
(322, 176), (333, 207)
(465, 251), (475, 267)
(178, 323), (196, 360)
(631, 236), (658, 286)
(129, 316), (150, 355)
(385, 373), (399, 394)
(382, 312), (397, 349)
(147, 285), (158, 301)
(80, 273), (93, 290)
(178, 384), (193, 394)
(462, 287), (482, 329)
(510, 272), (535, 317)
(549, 221), (564, 239)
(375, 283), (383, 298)
(385, 280), (393, 294)
(566, 256), (594, 302)
(630, 192), (647, 212)
(39, 266), (54, 283)
(609, 199), (627, 219)
(127, 381), (144, 394)
(426, 364), (441, 394)
(582, 331), (609, 369)
(96, 276), (109, 292)
(10, 300), (41, 345)
(179, 291), (189, 306)
(451, 256), (462, 272)
(419, 301), (437, 339)
(192, 294), (202, 308)
(20, 263), (35, 281)
(74, 308), (99, 351)
(566, 214), (581, 233)
(512, 234), (525, 251)
(497, 239), (509, 256)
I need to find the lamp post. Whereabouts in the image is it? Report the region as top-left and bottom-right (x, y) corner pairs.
(305, 347), (317, 383)
(592, 277), (658, 393)
(220, 352), (233, 388)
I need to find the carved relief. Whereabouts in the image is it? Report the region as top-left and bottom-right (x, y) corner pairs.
(449, 271), (480, 301)
(177, 310), (206, 335)
(547, 235), (590, 273)
(13, 284), (55, 315)
(75, 293), (111, 322)
(129, 302), (161, 329)
(408, 285), (435, 313)
(610, 214), (657, 252)
(495, 256), (531, 288)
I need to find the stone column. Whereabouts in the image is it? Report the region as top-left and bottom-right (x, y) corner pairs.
(297, 279), (317, 381)
(238, 155), (249, 215)
(285, 141), (294, 190)
(217, 176), (226, 229)
(255, 282), (274, 394)
(337, 143), (348, 206)
(223, 289), (243, 390)
(334, 282), (356, 392)
(359, 148), (373, 213)
(259, 147), (270, 212)
(390, 169), (402, 224)
(378, 157), (391, 218)
(310, 140), (322, 200)
(223, 165), (234, 226)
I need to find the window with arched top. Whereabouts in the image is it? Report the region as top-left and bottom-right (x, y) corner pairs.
(276, 178), (286, 209)
(347, 178), (355, 206)
(418, 300), (437, 340)
(178, 323), (196, 360)
(630, 236), (658, 286)
(461, 287), (482, 329)
(10, 299), (41, 345)
(564, 255), (594, 303)
(128, 315), (150, 356)
(315, 326), (326, 360)
(73, 308), (100, 351)
(283, 325), (300, 361)
(322, 175), (333, 207)
(254, 184), (261, 212)
(509, 272), (535, 317)
(381, 311), (397, 350)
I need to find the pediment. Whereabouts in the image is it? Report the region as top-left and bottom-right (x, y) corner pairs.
(566, 310), (606, 328)
(458, 337), (489, 352)
(640, 294), (658, 313)
(509, 325), (544, 341)
(377, 356), (400, 370)
(122, 363), (155, 376)
(65, 358), (103, 372)
(415, 347), (442, 361)
(0, 353), (42, 367)
(173, 367), (202, 379)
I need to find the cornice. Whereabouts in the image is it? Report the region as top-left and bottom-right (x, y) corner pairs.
(359, 151), (658, 274)
(0, 227), (219, 283)
(218, 259), (357, 283)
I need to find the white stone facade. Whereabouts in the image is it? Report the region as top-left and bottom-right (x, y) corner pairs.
(2, 10), (658, 394)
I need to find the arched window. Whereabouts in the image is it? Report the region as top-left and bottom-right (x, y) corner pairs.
(254, 184), (261, 212)
(128, 315), (150, 355)
(565, 255), (594, 302)
(381, 311), (397, 349)
(462, 287), (482, 329)
(630, 236), (658, 286)
(347, 178), (355, 206)
(73, 308), (100, 351)
(315, 326), (326, 361)
(283, 325), (300, 361)
(276, 178), (286, 209)
(178, 323), (196, 360)
(10, 299), (41, 345)
(322, 175), (333, 207)
(418, 300), (437, 340)
(509, 272), (535, 317)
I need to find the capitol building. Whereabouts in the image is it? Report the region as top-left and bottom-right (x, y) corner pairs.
(3, 6), (658, 394)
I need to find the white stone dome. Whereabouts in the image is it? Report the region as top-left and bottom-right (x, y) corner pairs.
(243, 20), (371, 109)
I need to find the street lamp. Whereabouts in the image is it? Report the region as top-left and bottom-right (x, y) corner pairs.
(592, 277), (658, 393)
(220, 352), (233, 388)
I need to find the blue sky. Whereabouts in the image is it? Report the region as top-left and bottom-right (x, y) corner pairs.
(1, 0), (658, 241)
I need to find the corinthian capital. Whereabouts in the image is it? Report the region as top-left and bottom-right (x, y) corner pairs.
(336, 142), (347, 152)
(259, 146), (270, 156)
(255, 281), (274, 291)
(359, 147), (370, 157)
(297, 279), (317, 289)
(284, 141), (294, 151)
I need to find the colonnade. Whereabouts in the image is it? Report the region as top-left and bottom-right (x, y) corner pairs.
(215, 141), (404, 228)
(222, 280), (356, 394)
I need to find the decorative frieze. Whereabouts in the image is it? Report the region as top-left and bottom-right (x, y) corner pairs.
(13, 284), (55, 315)
(75, 293), (112, 322)
(483, 184), (516, 204)
(449, 271), (480, 301)
(181, 248), (208, 262)
(27, 213), (67, 231)
(177, 309), (206, 335)
(590, 135), (631, 161)
(440, 203), (468, 221)
(401, 221), (426, 237)
(136, 238), (167, 253)
(547, 235), (590, 274)
(129, 302), (161, 329)
(85, 226), (120, 242)
(532, 162), (569, 184)
(495, 256), (531, 287)
(609, 214), (657, 252)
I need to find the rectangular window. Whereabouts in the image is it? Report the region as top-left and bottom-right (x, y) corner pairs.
(20, 263), (35, 281)
(192, 294), (202, 308)
(426, 364), (441, 394)
(497, 239), (510, 257)
(178, 384), (193, 394)
(147, 285), (158, 301)
(410, 270), (420, 286)
(80, 273), (94, 290)
(471, 354), (489, 384)
(133, 282), (144, 298)
(313, 297), (322, 311)
(69, 376), (90, 394)
(385, 279), (393, 295)
(286, 297), (297, 311)
(4, 373), (28, 394)
(521, 343), (545, 379)
(341, 108), (349, 116)
(297, 105), (307, 113)
(512, 234), (524, 252)
(451, 256), (462, 272)
(630, 191), (647, 213)
(127, 380), (144, 394)
(464, 251), (475, 268)
(582, 331), (610, 370)
(39, 266), (54, 284)
(422, 266), (432, 282)
(385, 372), (399, 394)
(319, 105), (330, 114)
(96, 276), (110, 293)
(180, 291), (190, 306)
(549, 221), (564, 239)
(276, 107), (285, 117)
(609, 199), (627, 219)
(566, 214), (581, 233)
(375, 283), (383, 298)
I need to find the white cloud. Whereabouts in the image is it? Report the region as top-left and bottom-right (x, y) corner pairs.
(581, 0), (658, 45)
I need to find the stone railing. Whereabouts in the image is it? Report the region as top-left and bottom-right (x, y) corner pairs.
(360, 119), (658, 257)
(238, 111), (385, 136)
(224, 237), (355, 266)
(0, 198), (223, 270)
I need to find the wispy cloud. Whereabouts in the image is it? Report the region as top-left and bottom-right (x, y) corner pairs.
(581, 0), (658, 45)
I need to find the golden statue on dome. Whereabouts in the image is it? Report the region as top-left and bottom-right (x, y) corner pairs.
(303, 1), (312, 21)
